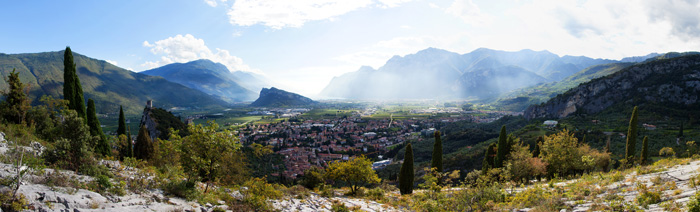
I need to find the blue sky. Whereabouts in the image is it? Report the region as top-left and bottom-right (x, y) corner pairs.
(2, 0), (700, 97)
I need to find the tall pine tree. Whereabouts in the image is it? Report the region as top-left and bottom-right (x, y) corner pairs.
(399, 143), (414, 195)
(495, 126), (508, 168)
(641, 136), (649, 165)
(117, 106), (126, 136)
(87, 99), (110, 156)
(63, 47), (86, 120)
(134, 125), (153, 160)
(431, 131), (443, 172)
(625, 106), (639, 164)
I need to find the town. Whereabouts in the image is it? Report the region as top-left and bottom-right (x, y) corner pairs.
(233, 107), (521, 179)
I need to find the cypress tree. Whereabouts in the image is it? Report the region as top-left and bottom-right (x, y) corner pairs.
(63, 47), (76, 111)
(679, 123), (684, 139)
(134, 125), (153, 160)
(533, 136), (543, 157)
(431, 131), (443, 172)
(126, 126), (133, 158)
(399, 143), (414, 195)
(641, 136), (649, 165)
(87, 99), (110, 156)
(63, 47), (87, 120)
(625, 106), (639, 164)
(117, 106), (126, 136)
(495, 126), (508, 168)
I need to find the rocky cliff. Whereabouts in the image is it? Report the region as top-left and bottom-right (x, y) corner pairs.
(525, 55), (700, 119)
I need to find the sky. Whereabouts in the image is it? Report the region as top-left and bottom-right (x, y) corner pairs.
(1, 0), (700, 97)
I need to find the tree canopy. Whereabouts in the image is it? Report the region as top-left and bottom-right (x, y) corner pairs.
(325, 156), (380, 195)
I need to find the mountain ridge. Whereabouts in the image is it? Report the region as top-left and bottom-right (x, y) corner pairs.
(319, 47), (616, 100)
(142, 59), (258, 102)
(0, 50), (227, 115)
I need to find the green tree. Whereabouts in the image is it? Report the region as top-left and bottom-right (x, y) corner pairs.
(63, 47), (86, 120)
(324, 156), (380, 195)
(399, 143), (414, 195)
(640, 136), (649, 165)
(1, 69), (31, 124)
(533, 136), (543, 157)
(625, 106), (639, 165)
(431, 131), (443, 173)
(482, 143), (496, 172)
(495, 126), (508, 168)
(300, 166), (325, 190)
(87, 99), (110, 156)
(179, 121), (241, 192)
(47, 110), (93, 171)
(117, 134), (132, 160)
(507, 139), (546, 184)
(133, 125), (154, 161)
(117, 106), (126, 136)
(540, 130), (580, 177)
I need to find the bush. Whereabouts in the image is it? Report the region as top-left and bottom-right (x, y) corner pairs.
(240, 178), (282, 211)
(688, 191), (700, 212)
(0, 189), (27, 212)
(163, 180), (199, 200)
(330, 200), (350, 212)
(636, 183), (661, 208)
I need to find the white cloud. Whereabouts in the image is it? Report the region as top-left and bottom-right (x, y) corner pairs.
(226, 0), (410, 29)
(141, 34), (261, 74)
(105, 60), (118, 66)
(445, 0), (492, 26)
(376, 0), (412, 8)
(497, 0), (700, 59)
(204, 0), (218, 7)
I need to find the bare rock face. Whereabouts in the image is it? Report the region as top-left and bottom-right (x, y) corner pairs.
(525, 55), (700, 119)
(139, 103), (160, 141)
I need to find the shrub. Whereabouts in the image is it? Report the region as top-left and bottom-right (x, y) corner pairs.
(240, 178), (282, 211)
(163, 180), (199, 200)
(688, 191), (700, 212)
(636, 183), (661, 208)
(0, 189), (27, 212)
(330, 200), (350, 212)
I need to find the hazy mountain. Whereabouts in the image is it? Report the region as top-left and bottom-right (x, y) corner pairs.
(0, 50), (227, 115)
(230, 71), (274, 95)
(142, 59), (257, 102)
(251, 87), (316, 107)
(525, 54), (700, 119)
(319, 48), (615, 100)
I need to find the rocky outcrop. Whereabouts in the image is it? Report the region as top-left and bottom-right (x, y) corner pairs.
(525, 55), (700, 119)
(139, 102), (160, 141)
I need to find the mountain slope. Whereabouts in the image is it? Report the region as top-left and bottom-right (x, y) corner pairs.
(251, 87), (316, 107)
(142, 59), (257, 102)
(319, 48), (616, 100)
(492, 62), (633, 111)
(524, 54), (700, 119)
(0, 50), (227, 115)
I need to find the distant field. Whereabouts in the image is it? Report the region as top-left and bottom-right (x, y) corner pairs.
(300, 109), (356, 119)
(192, 115), (262, 126)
